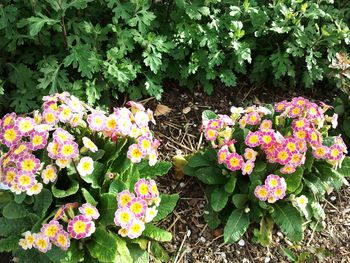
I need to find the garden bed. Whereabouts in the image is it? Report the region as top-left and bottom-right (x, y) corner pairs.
(145, 84), (350, 262)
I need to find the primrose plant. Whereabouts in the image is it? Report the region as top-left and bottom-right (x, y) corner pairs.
(184, 97), (349, 246)
(0, 92), (178, 262)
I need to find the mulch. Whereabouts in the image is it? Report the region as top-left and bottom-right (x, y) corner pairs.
(143, 83), (350, 262)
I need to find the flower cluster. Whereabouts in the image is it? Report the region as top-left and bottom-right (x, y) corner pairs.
(114, 179), (160, 239)
(0, 92), (159, 195)
(254, 174), (286, 203)
(202, 97), (347, 173)
(19, 202), (99, 253)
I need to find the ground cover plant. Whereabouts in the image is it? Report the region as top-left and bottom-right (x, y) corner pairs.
(1, 0), (349, 114)
(184, 97), (350, 246)
(0, 92), (178, 262)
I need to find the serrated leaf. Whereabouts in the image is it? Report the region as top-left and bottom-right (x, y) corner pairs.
(26, 14), (59, 36)
(224, 209), (250, 244)
(33, 188), (52, 217)
(271, 202), (303, 242)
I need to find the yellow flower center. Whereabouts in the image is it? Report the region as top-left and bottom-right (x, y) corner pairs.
(73, 221), (87, 234)
(4, 129), (17, 142)
(130, 202), (143, 214)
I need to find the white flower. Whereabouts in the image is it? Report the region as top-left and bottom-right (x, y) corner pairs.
(134, 111), (149, 127)
(77, 157), (94, 177)
(145, 206), (158, 223)
(296, 195), (308, 209)
(82, 137), (98, 153)
(331, 113), (338, 129)
(257, 106), (272, 115)
(230, 106), (244, 114)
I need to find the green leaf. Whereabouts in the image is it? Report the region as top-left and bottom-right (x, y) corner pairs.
(187, 153), (212, 168)
(271, 202), (303, 242)
(0, 234), (21, 252)
(337, 157), (350, 177)
(3, 201), (29, 219)
(315, 163), (345, 190)
(224, 209), (250, 244)
(61, 241), (84, 263)
(211, 187), (229, 212)
(219, 69), (237, 87)
(224, 176), (237, 193)
(203, 204), (221, 229)
(150, 242), (169, 262)
(98, 193), (117, 226)
(310, 201), (325, 221)
(232, 194), (248, 209)
(46, 246), (66, 263)
(195, 167), (227, 185)
(109, 179), (127, 195)
(0, 217), (36, 236)
(87, 228), (132, 263)
(33, 188), (52, 217)
(280, 247), (298, 261)
(26, 14), (59, 36)
(143, 224), (172, 242)
(128, 244), (149, 263)
(276, 167), (303, 193)
(52, 179), (79, 198)
(14, 193), (26, 204)
(202, 110), (218, 122)
(81, 162), (105, 189)
(154, 194), (179, 221)
(138, 161), (172, 178)
(81, 188), (98, 206)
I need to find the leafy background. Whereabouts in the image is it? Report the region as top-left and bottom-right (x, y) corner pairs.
(0, 0), (349, 113)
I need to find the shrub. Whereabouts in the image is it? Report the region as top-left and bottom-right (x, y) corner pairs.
(184, 97), (349, 246)
(0, 92), (178, 262)
(1, 0), (349, 113)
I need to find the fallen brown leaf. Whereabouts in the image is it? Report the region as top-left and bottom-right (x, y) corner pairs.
(155, 104), (172, 116)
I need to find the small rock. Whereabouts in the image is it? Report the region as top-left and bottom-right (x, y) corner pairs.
(179, 182), (186, 188)
(277, 231), (283, 238)
(200, 237), (206, 243)
(238, 239), (245, 247)
(242, 258), (249, 263)
(187, 229), (191, 237)
(264, 257), (271, 263)
(330, 196), (336, 201)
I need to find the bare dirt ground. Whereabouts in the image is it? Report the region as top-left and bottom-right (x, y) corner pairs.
(145, 84), (350, 262)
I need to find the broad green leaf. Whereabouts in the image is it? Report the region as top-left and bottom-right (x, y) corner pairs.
(271, 202), (303, 242)
(98, 193), (117, 226)
(224, 209), (250, 244)
(232, 194), (248, 209)
(280, 247), (298, 261)
(0, 217), (36, 236)
(0, 234), (21, 252)
(150, 242), (169, 262)
(14, 193), (26, 204)
(211, 187), (229, 212)
(87, 228), (132, 263)
(109, 179), (127, 195)
(143, 224), (172, 242)
(52, 179), (79, 198)
(3, 201), (29, 219)
(61, 241), (84, 263)
(138, 161), (172, 178)
(203, 204), (221, 229)
(337, 157), (350, 177)
(224, 175), (237, 193)
(81, 162), (105, 189)
(315, 163), (345, 190)
(33, 188), (52, 217)
(310, 201), (325, 221)
(128, 244), (149, 263)
(154, 194), (179, 221)
(276, 166), (303, 193)
(81, 188), (98, 206)
(195, 167), (226, 185)
(46, 246), (66, 262)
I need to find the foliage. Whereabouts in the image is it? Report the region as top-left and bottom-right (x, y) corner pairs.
(1, 0), (350, 113)
(0, 92), (178, 262)
(184, 97), (349, 245)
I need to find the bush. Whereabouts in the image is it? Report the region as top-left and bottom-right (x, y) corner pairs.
(0, 92), (178, 262)
(1, 0), (349, 113)
(184, 97), (349, 245)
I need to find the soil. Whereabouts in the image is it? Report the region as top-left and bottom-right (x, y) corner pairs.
(142, 83), (350, 263)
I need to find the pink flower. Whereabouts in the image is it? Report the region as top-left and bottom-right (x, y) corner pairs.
(127, 218), (145, 239)
(245, 131), (260, 148)
(307, 129), (322, 147)
(16, 154), (41, 174)
(41, 165), (58, 184)
(67, 215), (94, 239)
(274, 148), (291, 165)
(138, 136), (152, 153)
(225, 153), (243, 171)
(53, 230), (70, 251)
(148, 179), (159, 199)
(15, 171), (35, 191)
(217, 146), (229, 164)
(16, 117), (35, 136)
(243, 148), (258, 161)
(274, 100), (288, 113)
(47, 141), (60, 159)
(312, 146), (329, 159)
(259, 131), (275, 147)
(246, 112), (261, 125)
(254, 185), (270, 201)
(53, 128), (74, 144)
(33, 233), (52, 253)
(307, 103), (321, 119)
(134, 178), (151, 199)
(127, 197), (147, 219)
(264, 174), (282, 190)
(291, 97), (309, 107)
(207, 119), (222, 129)
(0, 125), (21, 147)
(280, 165), (296, 174)
(87, 112), (107, 131)
(42, 110), (59, 125)
(292, 118), (310, 131)
(134, 111), (149, 127)
(58, 141), (79, 160)
(3, 167), (17, 187)
(328, 144), (344, 161)
(79, 203), (100, 220)
(114, 207), (135, 228)
(117, 190), (135, 208)
(242, 161), (255, 175)
(204, 128), (218, 142)
(41, 220), (63, 241)
(30, 131), (48, 150)
(259, 119), (273, 131)
(1, 113), (17, 127)
(127, 144), (146, 163)
(288, 106), (303, 118)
